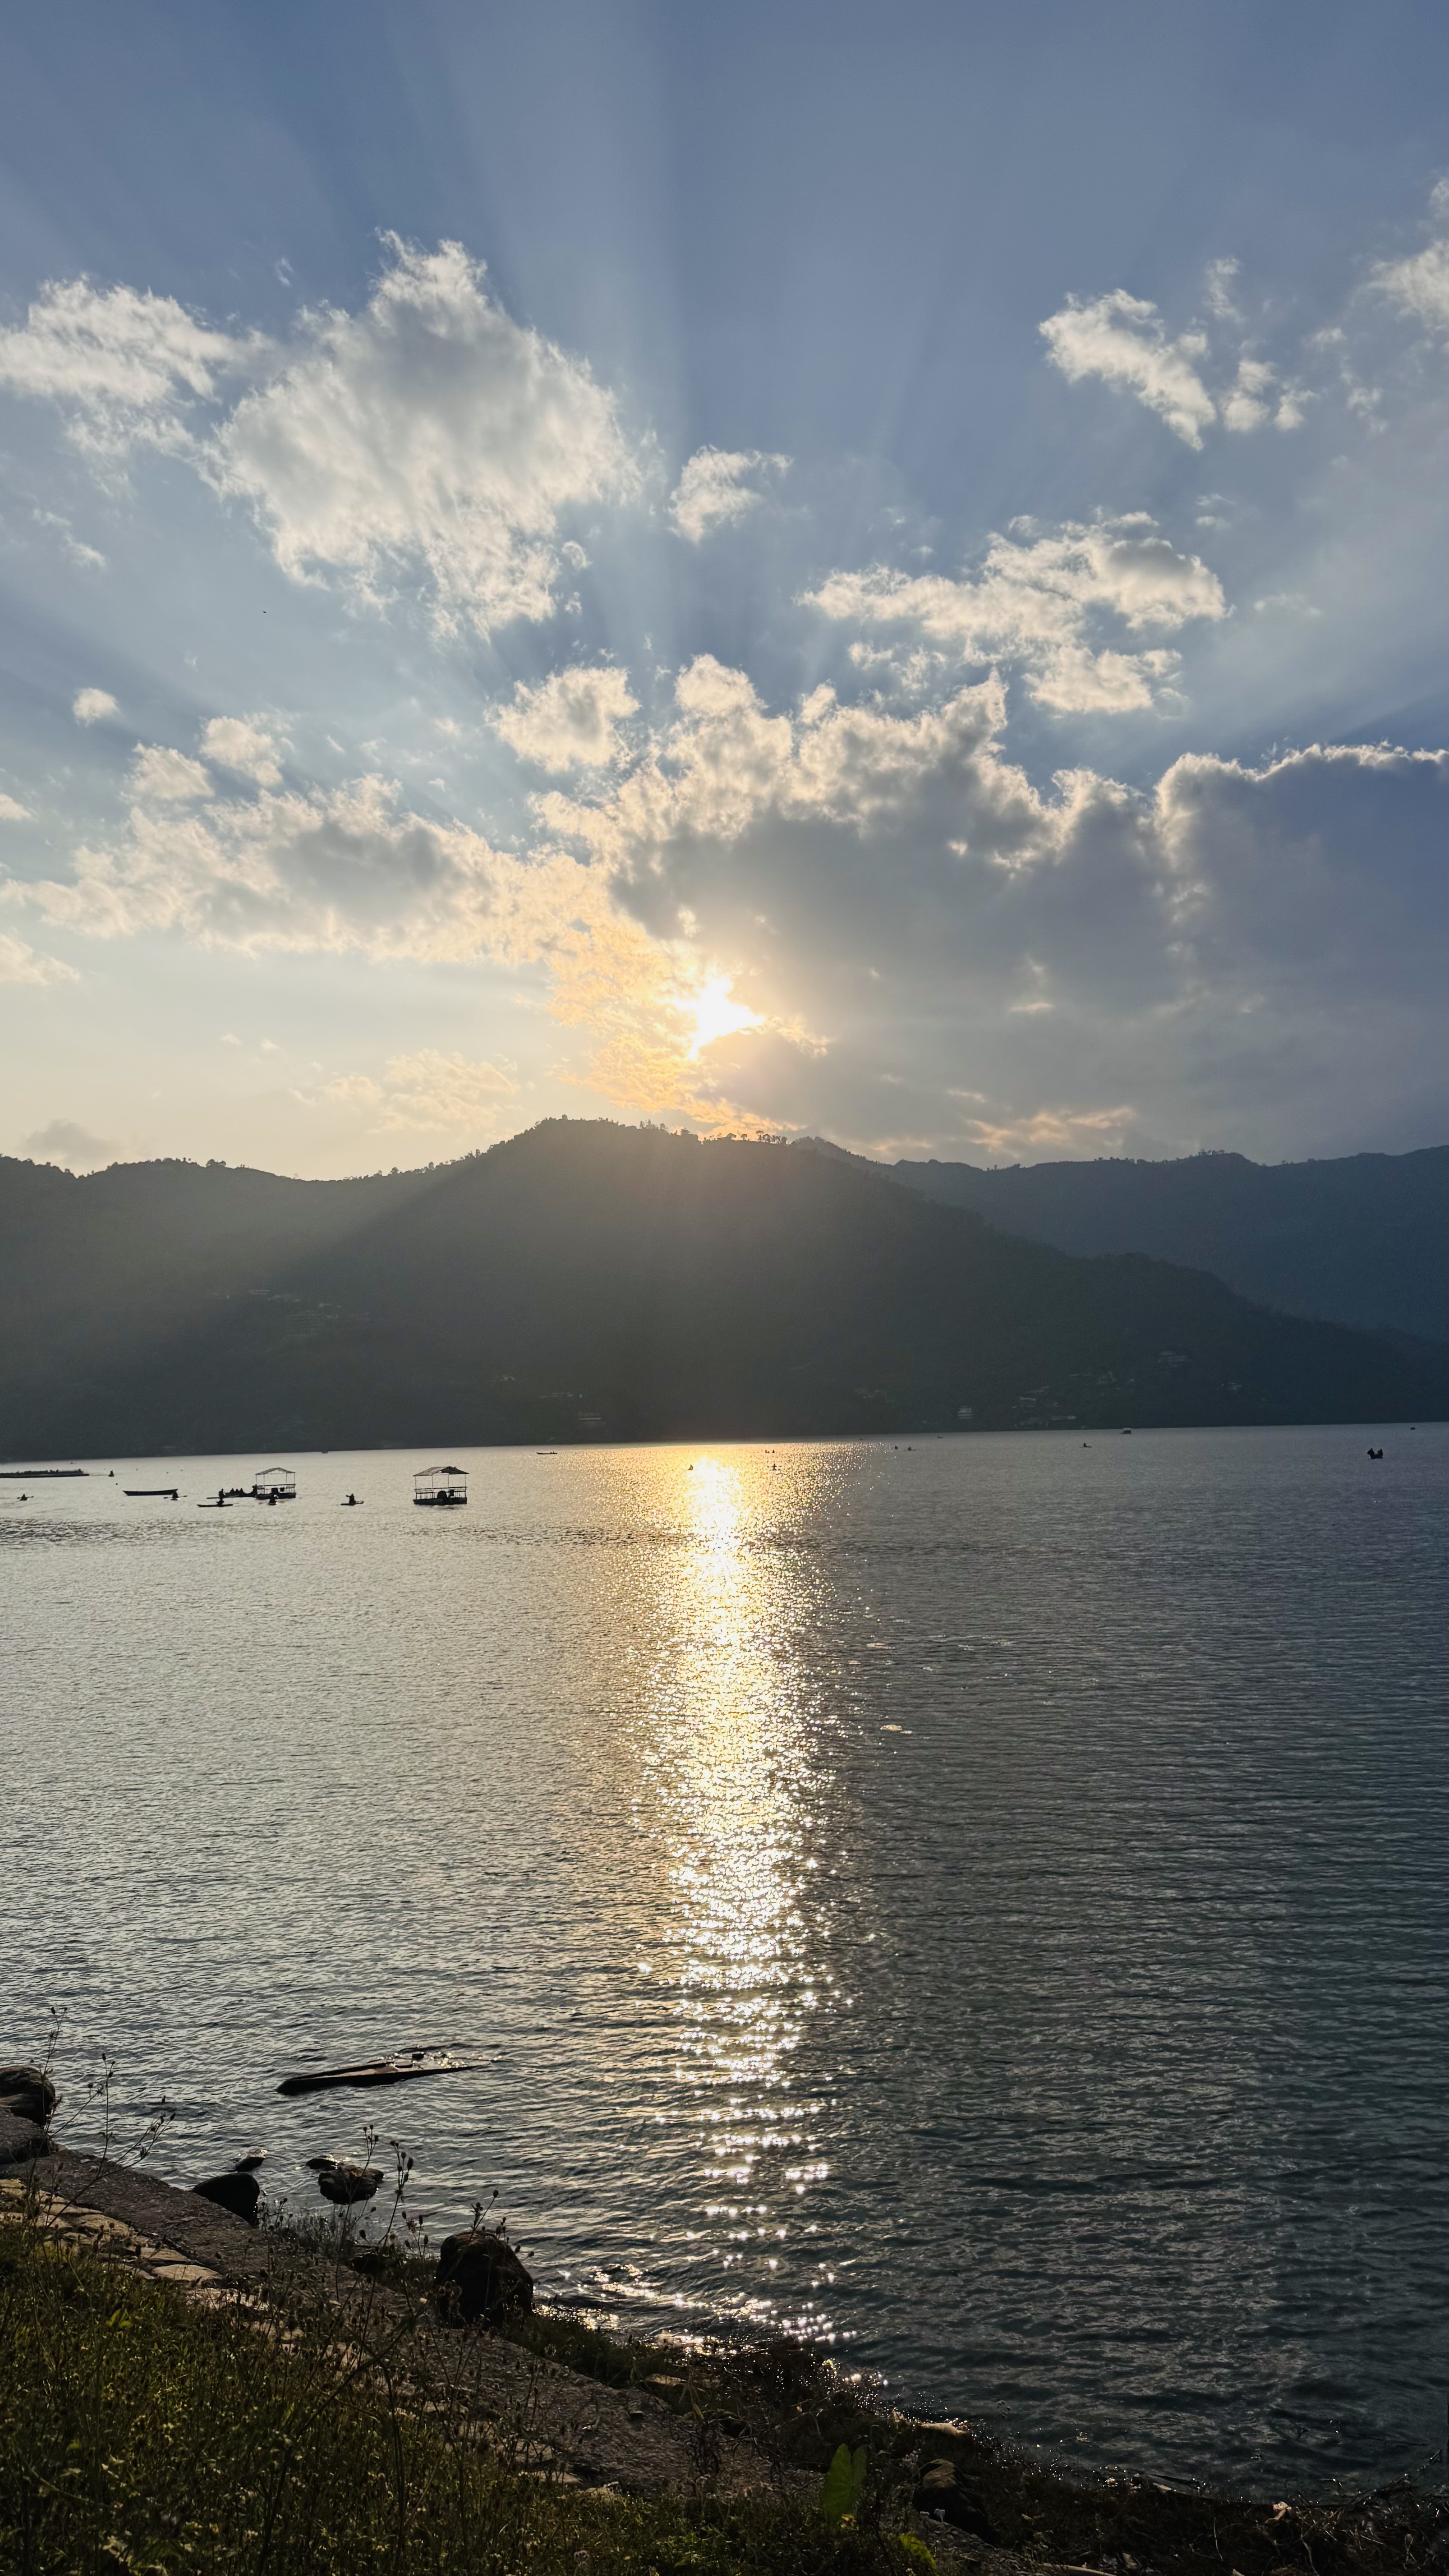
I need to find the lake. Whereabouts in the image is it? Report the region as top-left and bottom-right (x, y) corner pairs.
(1, 1424), (1444, 2493)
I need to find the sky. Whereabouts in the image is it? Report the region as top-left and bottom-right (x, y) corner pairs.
(0, 0), (1444, 1178)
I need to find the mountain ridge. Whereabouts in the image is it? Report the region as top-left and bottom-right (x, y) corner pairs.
(791, 1138), (1448, 1342)
(1, 1121), (1442, 1457)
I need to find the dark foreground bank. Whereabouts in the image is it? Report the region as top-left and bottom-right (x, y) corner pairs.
(1, 2148), (1439, 2576)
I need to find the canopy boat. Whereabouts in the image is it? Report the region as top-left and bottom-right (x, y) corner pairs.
(414, 1465), (468, 1508)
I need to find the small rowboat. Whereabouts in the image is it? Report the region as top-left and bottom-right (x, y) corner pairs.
(276, 2054), (476, 2098)
(124, 1487), (179, 1499)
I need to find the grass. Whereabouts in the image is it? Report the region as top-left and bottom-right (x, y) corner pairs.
(0, 2207), (909, 2576)
(0, 2202), (1441, 2576)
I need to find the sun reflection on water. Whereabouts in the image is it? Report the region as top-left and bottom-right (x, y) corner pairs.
(639, 1450), (841, 2338)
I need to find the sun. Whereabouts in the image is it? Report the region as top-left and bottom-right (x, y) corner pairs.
(686, 975), (761, 1057)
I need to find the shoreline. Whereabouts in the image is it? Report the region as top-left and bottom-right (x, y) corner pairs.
(2, 2139), (1441, 2576)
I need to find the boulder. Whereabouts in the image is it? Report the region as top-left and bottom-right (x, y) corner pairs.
(0, 2109), (46, 2167)
(307, 2157), (383, 2207)
(915, 2460), (997, 2541)
(192, 2171), (261, 2225)
(0, 2064), (57, 2126)
(436, 2226), (534, 2325)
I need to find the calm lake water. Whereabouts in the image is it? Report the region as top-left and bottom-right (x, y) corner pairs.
(1, 1425), (1444, 2493)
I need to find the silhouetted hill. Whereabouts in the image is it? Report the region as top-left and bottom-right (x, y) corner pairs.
(1, 1122), (1442, 1458)
(797, 1143), (1446, 1342)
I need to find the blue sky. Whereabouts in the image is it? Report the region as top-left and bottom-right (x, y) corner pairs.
(0, 0), (1444, 1174)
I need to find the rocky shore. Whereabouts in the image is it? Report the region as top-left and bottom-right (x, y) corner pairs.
(1, 2061), (1439, 2576)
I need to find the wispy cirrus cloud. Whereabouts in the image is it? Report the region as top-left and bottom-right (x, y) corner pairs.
(0, 932), (78, 986)
(1369, 177), (1449, 339)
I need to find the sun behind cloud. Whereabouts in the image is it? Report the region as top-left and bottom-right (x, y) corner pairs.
(686, 975), (761, 1057)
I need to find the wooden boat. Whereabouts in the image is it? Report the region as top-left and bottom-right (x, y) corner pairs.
(276, 2053), (474, 2097)
(124, 1487), (179, 1499)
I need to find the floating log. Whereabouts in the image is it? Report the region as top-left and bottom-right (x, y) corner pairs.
(276, 2055), (474, 2098)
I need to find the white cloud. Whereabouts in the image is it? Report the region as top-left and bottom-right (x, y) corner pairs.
(321, 1048), (517, 1132)
(669, 446), (789, 543)
(212, 238), (641, 634)
(0, 240), (641, 635)
(128, 744), (213, 802)
(202, 716), (284, 787)
(0, 793), (31, 821)
(1040, 291), (1219, 445)
(494, 664), (637, 770)
(13, 760), (604, 967)
(73, 687), (118, 725)
(0, 276), (264, 455)
(1203, 258), (1242, 322)
(804, 516), (1225, 712)
(1370, 178), (1449, 338)
(0, 933), (77, 986)
(1041, 290), (1305, 445)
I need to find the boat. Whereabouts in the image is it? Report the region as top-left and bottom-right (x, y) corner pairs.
(414, 1464), (468, 1508)
(276, 2052), (475, 2097)
(124, 1488), (179, 1500)
(251, 1467), (297, 1503)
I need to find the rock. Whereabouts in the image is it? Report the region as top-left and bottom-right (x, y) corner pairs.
(192, 2171), (261, 2225)
(0, 2064), (57, 2126)
(437, 2226), (534, 2324)
(0, 2109), (47, 2167)
(234, 2150), (267, 2172)
(306, 2157), (383, 2207)
(915, 2460), (997, 2541)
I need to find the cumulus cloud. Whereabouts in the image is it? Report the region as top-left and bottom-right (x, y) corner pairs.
(1040, 290), (1303, 444)
(321, 1048), (517, 1133)
(7, 649), (1444, 1158)
(0, 793), (31, 821)
(1370, 178), (1449, 338)
(0, 240), (641, 635)
(212, 239), (640, 633)
(11, 756), (611, 971)
(494, 664), (637, 769)
(128, 744), (212, 802)
(0, 933), (78, 987)
(21, 1116), (115, 1166)
(1040, 292), (1219, 445)
(533, 658), (1446, 1152)
(201, 716), (284, 786)
(669, 446), (789, 543)
(73, 687), (118, 724)
(804, 516), (1225, 712)
(0, 276), (263, 455)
